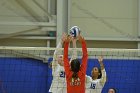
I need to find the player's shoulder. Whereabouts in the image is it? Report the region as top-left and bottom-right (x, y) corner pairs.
(86, 75), (91, 78)
(86, 75), (92, 81)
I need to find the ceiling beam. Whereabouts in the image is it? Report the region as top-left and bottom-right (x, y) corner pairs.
(0, 21), (56, 26)
(10, 36), (56, 40)
(15, 0), (41, 21)
(2, 0), (34, 21)
(0, 27), (40, 39)
(33, 0), (53, 21)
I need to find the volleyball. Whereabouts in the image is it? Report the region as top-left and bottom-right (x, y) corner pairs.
(70, 26), (80, 38)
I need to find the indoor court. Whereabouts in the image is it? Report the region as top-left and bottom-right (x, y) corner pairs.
(0, 0), (139, 93)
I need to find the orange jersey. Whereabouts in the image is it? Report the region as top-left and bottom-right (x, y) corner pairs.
(64, 40), (88, 93)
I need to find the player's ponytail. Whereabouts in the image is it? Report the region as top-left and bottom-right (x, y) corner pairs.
(72, 72), (78, 79)
(71, 59), (80, 79)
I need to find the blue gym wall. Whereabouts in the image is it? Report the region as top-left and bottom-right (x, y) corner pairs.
(0, 58), (139, 93)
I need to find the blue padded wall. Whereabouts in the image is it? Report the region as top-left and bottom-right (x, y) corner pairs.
(0, 58), (139, 93)
(48, 58), (140, 93)
(86, 59), (140, 93)
(0, 58), (49, 93)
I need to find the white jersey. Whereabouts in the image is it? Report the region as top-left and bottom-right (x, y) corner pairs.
(86, 69), (106, 93)
(49, 64), (66, 93)
(49, 41), (66, 93)
(49, 41), (77, 93)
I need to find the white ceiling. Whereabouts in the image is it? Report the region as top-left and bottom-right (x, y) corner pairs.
(0, 0), (54, 37)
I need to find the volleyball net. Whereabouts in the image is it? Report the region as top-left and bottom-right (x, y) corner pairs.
(0, 46), (139, 93)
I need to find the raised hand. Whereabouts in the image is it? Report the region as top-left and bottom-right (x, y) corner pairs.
(98, 56), (103, 63)
(98, 56), (104, 70)
(62, 34), (72, 43)
(61, 33), (67, 43)
(78, 35), (84, 43)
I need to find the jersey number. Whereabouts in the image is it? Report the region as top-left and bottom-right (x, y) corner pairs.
(60, 71), (65, 78)
(90, 83), (96, 89)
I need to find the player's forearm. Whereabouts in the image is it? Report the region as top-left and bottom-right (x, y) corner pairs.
(81, 39), (88, 57)
(54, 40), (63, 55)
(99, 62), (104, 70)
(81, 39), (88, 72)
(52, 40), (63, 69)
(72, 40), (76, 48)
(64, 41), (70, 75)
(71, 40), (77, 59)
(64, 42), (70, 66)
(100, 69), (107, 86)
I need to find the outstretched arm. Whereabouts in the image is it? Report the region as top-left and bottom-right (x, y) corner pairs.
(98, 56), (104, 70)
(70, 38), (77, 62)
(51, 40), (62, 69)
(63, 35), (72, 76)
(79, 35), (88, 73)
(98, 56), (107, 86)
(51, 34), (65, 72)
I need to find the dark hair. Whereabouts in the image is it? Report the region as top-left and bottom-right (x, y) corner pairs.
(49, 62), (52, 68)
(97, 67), (102, 79)
(109, 88), (117, 93)
(71, 59), (80, 79)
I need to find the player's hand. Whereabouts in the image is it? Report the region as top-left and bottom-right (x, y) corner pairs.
(98, 56), (103, 64)
(63, 34), (72, 43)
(78, 35), (84, 43)
(67, 35), (72, 42)
(61, 33), (67, 43)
